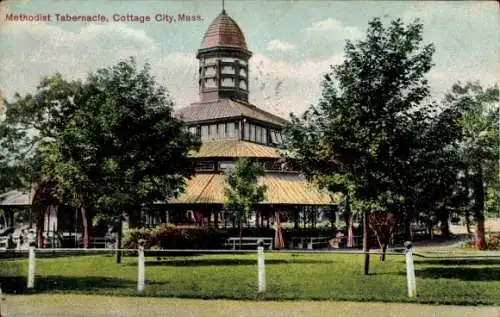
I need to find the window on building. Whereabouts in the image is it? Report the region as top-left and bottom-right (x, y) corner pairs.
(264, 161), (281, 171)
(239, 80), (247, 90)
(256, 126), (262, 143)
(244, 122), (250, 140)
(262, 128), (268, 144)
(237, 59), (247, 66)
(221, 78), (235, 87)
(195, 161), (215, 172)
(209, 124), (217, 138)
(227, 121), (235, 138)
(205, 66), (216, 76)
(205, 58), (217, 64)
(219, 161), (236, 171)
(205, 78), (216, 88)
(250, 124), (256, 142)
(221, 57), (235, 63)
(221, 65), (235, 74)
(239, 68), (247, 77)
(201, 125), (209, 140)
(189, 127), (197, 136)
(270, 130), (276, 143)
(218, 123), (226, 139)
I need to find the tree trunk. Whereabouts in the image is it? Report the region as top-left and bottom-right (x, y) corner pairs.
(465, 210), (471, 234)
(81, 206), (93, 249)
(404, 216), (412, 241)
(473, 163), (487, 250)
(363, 211), (370, 275)
(239, 218), (242, 250)
(116, 217), (123, 264)
(35, 206), (45, 248)
(380, 243), (387, 261)
(439, 209), (451, 237)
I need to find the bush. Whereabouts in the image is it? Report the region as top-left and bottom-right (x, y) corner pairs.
(149, 224), (229, 249)
(123, 227), (154, 249)
(486, 233), (499, 250)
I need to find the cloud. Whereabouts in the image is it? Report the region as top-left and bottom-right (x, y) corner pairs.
(306, 18), (363, 39)
(0, 22), (162, 100)
(249, 53), (343, 117)
(266, 39), (296, 52)
(0, 18), (344, 118)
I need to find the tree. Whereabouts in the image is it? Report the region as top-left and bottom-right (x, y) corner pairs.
(1, 57), (200, 250)
(42, 57), (201, 250)
(283, 17), (435, 274)
(444, 82), (499, 249)
(224, 158), (267, 247)
(0, 74), (80, 246)
(368, 212), (397, 261)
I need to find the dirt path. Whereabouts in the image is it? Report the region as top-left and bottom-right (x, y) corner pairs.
(4, 294), (499, 317)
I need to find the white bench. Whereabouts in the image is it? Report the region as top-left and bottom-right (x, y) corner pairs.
(289, 237), (330, 249)
(224, 237), (273, 250)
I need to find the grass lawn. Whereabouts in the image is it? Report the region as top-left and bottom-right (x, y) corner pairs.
(1, 252), (499, 306)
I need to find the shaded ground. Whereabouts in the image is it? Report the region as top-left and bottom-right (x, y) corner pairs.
(4, 294), (500, 317)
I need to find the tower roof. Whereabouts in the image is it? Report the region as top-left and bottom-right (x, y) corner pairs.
(200, 10), (248, 50)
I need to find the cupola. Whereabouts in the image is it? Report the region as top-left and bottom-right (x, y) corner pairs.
(197, 10), (252, 103)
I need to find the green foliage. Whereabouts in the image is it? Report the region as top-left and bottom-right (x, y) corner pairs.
(41, 57), (200, 215)
(123, 224), (229, 250)
(224, 158), (267, 223)
(485, 186), (500, 218)
(1, 57), (200, 223)
(485, 233), (499, 251)
(283, 17), (440, 219)
(123, 227), (155, 249)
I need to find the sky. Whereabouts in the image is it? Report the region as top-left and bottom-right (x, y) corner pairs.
(0, 0), (498, 118)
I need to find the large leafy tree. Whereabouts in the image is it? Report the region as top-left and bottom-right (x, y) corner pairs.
(42, 57), (201, 249)
(1, 57), (200, 249)
(0, 74), (81, 246)
(444, 82), (499, 249)
(283, 17), (435, 274)
(224, 158), (267, 247)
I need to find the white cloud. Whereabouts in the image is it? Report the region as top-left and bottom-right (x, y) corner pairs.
(266, 39), (296, 52)
(249, 53), (343, 117)
(306, 18), (363, 39)
(0, 19), (344, 117)
(0, 22), (162, 100)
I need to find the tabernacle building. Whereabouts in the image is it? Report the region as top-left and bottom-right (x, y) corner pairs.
(157, 9), (341, 229)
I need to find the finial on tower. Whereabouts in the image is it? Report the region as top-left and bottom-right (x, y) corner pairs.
(222, 0), (226, 13)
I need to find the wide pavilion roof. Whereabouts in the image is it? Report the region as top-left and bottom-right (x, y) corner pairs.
(0, 190), (32, 206)
(169, 173), (339, 205)
(189, 140), (281, 158)
(176, 99), (287, 127)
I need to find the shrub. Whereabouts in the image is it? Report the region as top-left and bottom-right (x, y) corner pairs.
(486, 233), (499, 250)
(149, 224), (228, 249)
(123, 227), (154, 249)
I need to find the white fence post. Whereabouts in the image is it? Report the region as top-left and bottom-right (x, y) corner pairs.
(137, 239), (145, 293)
(404, 241), (417, 298)
(257, 241), (266, 292)
(27, 234), (36, 289)
(0, 283), (7, 317)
